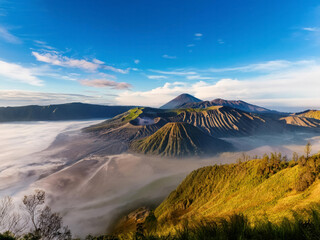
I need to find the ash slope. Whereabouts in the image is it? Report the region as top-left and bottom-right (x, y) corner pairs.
(84, 104), (319, 157)
(281, 115), (320, 128)
(130, 122), (233, 157)
(85, 106), (284, 141)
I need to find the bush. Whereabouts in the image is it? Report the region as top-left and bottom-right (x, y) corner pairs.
(295, 169), (316, 192)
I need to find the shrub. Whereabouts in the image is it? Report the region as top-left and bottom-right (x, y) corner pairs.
(295, 169), (316, 192)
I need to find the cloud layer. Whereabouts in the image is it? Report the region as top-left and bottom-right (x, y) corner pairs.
(117, 61), (320, 111)
(0, 90), (116, 106)
(0, 60), (43, 86)
(79, 79), (132, 89)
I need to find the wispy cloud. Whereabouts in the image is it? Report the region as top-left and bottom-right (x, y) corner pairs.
(0, 60), (43, 86)
(303, 27), (320, 32)
(187, 44), (195, 47)
(0, 25), (21, 44)
(147, 75), (168, 79)
(207, 60), (314, 73)
(194, 33), (203, 41)
(217, 39), (225, 44)
(150, 69), (197, 75)
(162, 54), (177, 59)
(102, 65), (129, 74)
(33, 40), (55, 50)
(134, 59), (140, 64)
(79, 79), (131, 89)
(149, 60), (314, 81)
(32, 51), (128, 73)
(186, 75), (213, 80)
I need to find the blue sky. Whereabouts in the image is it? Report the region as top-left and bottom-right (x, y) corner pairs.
(0, 0), (320, 111)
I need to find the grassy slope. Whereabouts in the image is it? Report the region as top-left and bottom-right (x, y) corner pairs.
(298, 110), (320, 120)
(84, 107), (144, 132)
(154, 156), (320, 232)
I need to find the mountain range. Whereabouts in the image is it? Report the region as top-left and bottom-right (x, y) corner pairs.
(0, 102), (134, 122)
(160, 93), (277, 113)
(0, 93), (282, 122)
(1, 93), (319, 157)
(85, 101), (320, 157)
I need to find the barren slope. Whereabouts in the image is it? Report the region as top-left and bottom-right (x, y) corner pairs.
(130, 122), (233, 157)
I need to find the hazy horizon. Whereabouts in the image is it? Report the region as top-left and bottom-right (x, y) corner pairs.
(0, 1), (320, 111)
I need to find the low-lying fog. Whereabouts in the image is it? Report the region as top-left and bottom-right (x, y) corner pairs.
(0, 120), (319, 237)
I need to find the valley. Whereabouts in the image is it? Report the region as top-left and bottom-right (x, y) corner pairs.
(1, 94), (320, 238)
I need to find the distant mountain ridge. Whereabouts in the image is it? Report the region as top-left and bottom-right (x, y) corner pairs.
(181, 98), (273, 113)
(0, 102), (134, 122)
(281, 115), (320, 128)
(160, 93), (277, 113)
(295, 110), (320, 120)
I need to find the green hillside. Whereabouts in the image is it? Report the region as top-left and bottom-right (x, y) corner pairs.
(155, 154), (320, 231)
(130, 122), (233, 157)
(112, 153), (320, 239)
(297, 110), (320, 121)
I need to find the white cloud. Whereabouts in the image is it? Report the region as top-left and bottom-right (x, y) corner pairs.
(79, 79), (131, 89)
(303, 27), (319, 32)
(134, 59), (140, 64)
(195, 33), (203, 37)
(187, 44), (195, 47)
(92, 58), (105, 64)
(162, 54), (177, 59)
(32, 51), (128, 73)
(186, 75), (213, 80)
(147, 75), (168, 79)
(116, 82), (189, 106)
(0, 60), (43, 86)
(0, 26), (21, 44)
(116, 61), (320, 111)
(32, 52), (100, 71)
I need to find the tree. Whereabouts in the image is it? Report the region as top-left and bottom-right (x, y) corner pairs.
(22, 190), (45, 232)
(22, 190), (71, 240)
(305, 141), (312, 159)
(292, 152), (299, 162)
(0, 196), (26, 236)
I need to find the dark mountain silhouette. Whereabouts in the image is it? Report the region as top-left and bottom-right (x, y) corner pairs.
(0, 102), (134, 122)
